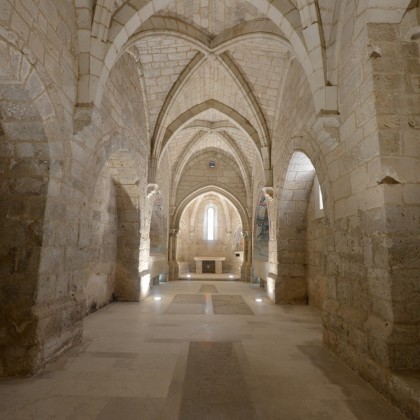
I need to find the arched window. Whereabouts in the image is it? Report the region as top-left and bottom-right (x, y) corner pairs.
(314, 176), (325, 218)
(207, 207), (215, 240)
(318, 184), (324, 210)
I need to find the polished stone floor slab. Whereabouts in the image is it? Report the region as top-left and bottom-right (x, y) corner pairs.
(212, 294), (254, 315)
(178, 341), (257, 419)
(165, 303), (205, 314)
(172, 294), (206, 304)
(0, 281), (408, 420)
(198, 284), (219, 294)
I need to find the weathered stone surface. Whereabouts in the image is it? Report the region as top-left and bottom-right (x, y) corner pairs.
(0, 2), (419, 419)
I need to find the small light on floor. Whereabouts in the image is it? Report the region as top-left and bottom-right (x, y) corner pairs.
(255, 298), (263, 302)
(187, 274), (191, 278)
(153, 296), (162, 301)
(229, 274), (234, 278)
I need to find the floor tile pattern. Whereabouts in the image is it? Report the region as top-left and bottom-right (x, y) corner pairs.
(178, 341), (256, 419)
(0, 281), (408, 420)
(198, 285), (219, 294)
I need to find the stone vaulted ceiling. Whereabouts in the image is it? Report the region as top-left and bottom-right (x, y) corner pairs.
(96, 0), (339, 216)
(119, 0), (300, 204)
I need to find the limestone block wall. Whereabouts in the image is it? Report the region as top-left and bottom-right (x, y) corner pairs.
(320, 4), (420, 388)
(0, 0), (78, 128)
(84, 168), (117, 313)
(365, 21), (420, 371)
(277, 152), (316, 304)
(271, 58), (318, 303)
(77, 53), (148, 306)
(149, 149), (170, 280)
(0, 11), (86, 374)
(0, 82), (51, 376)
(0, 23), (148, 375)
(306, 183), (329, 311)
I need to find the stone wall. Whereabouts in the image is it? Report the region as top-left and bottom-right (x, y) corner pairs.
(0, 16), (80, 374)
(271, 57), (319, 304)
(320, 3), (420, 389)
(0, 0), (78, 127)
(277, 152), (316, 304)
(0, 81), (51, 376)
(0, 4), (419, 418)
(366, 20), (420, 371)
(306, 181), (329, 311)
(84, 167), (117, 313)
(149, 149), (170, 280)
(0, 28), (149, 375)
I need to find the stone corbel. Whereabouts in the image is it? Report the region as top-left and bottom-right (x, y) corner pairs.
(147, 183), (159, 198)
(242, 230), (252, 239)
(126, 45), (140, 62)
(262, 186), (277, 241)
(73, 103), (94, 134)
(262, 186), (274, 202)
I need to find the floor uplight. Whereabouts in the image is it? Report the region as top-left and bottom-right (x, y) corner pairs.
(153, 296), (162, 301)
(187, 274), (191, 278)
(229, 275), (234, 278)
(255, 298), (263, 302)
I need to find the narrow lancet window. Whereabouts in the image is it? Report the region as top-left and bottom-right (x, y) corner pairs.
(207, 207), (215, 240)
(319, 184), (324, 210)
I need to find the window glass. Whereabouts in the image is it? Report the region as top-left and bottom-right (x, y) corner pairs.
(207, 207), (214, 240)
(319, 184), (324, 210)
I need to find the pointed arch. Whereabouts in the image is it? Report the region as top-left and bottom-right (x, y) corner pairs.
(156, 100), (265, 171)
(173, 185), (250, 232)
(170, 131), (252, 203)
(92, 0), (333, 115)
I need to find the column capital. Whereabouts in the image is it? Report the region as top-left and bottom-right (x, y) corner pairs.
(242, 231), (252, 239)
(262, 186), (274, 202)
(147, 183), (159, 198)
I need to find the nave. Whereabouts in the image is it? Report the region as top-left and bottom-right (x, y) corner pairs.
(0, 281), (407, 420)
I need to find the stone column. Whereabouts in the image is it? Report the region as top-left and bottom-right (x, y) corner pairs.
(263, 187), (279, 302)
(168, 228), (179, 281)
(215, 260), (222, 274)
(196, 259), (202, 274)
(139, 184), (160, 300)
(241, 231), (252, 282)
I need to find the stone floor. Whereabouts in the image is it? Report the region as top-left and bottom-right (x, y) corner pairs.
(178, 273), (240, 280)
(0, 281), (409, 420)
